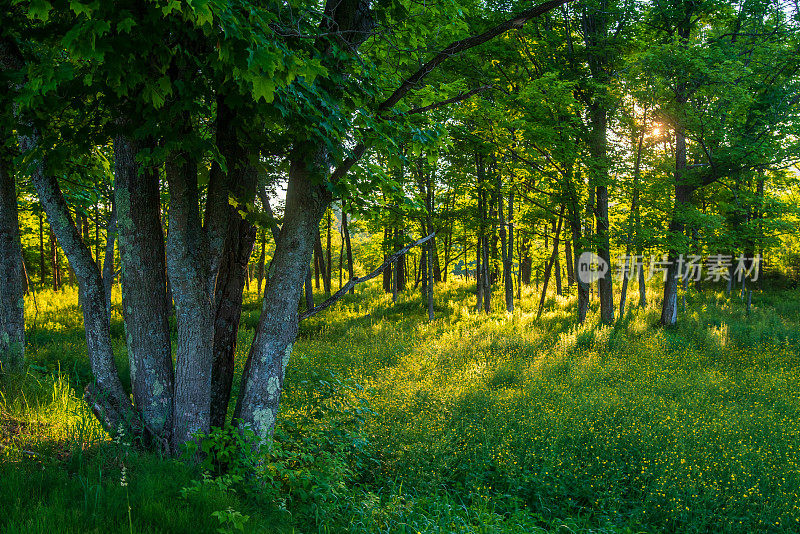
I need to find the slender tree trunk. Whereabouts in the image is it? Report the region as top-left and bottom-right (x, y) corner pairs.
(0, 135), (25, 371)
(305, 265), (314, 310)
(50, 229), (59, 291)
(314, 241), (321, 289)
(39, 212), (46, 284)
(620, 129), (645, 318)
(102, 200), (117, 316)
(537, 207), (565, 319)
(566, 179), (590, 323)
(392, 228), (399, 302)
(343, 210), (354, 294)
(553, 218), (562, 297)
(475, 229), (483, 311)
(395, 227), (406, 291)
(256, 230), (266, 298)
(326, 210), (332, 296)
(426, 172), (435, 320)
(114, 135), (174, 446)
(24, 134), (138, 437)
(382, 228), (392, 292)
(338, 219), (344, 290)
(506, 189), (514, 309)
(564, 233), (573, 286)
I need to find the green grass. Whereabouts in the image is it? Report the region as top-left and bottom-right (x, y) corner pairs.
(2, 279), (800, 532)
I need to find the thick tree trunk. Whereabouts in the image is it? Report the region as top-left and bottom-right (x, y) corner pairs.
(592, 128), (614, 323)
(233, 146), (331, 439)
(209, 203), (257, 429)
(165, 147), (214, 450)
(114, 135), (174, 446)
(0, 136), (25, 372)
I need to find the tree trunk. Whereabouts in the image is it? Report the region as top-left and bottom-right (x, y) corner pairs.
(256, 229), (266, 298)
(426, 171), (435, 320)
(326, 210), (332, 296)
(564, 234), (573, 286)
(382, 228), (392, 292)
(343, 210), (354, 294)
(51, 229), (59, 290)
(553, 218), (562, 297)
(0, 135), (25, 371)
(114, 135), (174, 446)
(620, 129), (645, 318)
(593, 132), (613, 323)
(233, 146), (331, 440)
(304, 265), (314, 310)
(209, 200), (257, 429)
(165, 146), (214, 450)
(537, 207), (564, 319)
(102, 200), (117, 315)
(395, 227), (406, 291)
(24, 134), (138, 437)
(39, 212), (46, 284)
(316, 230), (331, 297)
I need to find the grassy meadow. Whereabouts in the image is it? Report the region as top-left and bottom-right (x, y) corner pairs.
(1, 279), (800, 533)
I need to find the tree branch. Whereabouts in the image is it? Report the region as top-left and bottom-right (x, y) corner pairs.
(401, 85), (493, 117)
(300, 232), (435, 320)
(376, 0), (573, 114)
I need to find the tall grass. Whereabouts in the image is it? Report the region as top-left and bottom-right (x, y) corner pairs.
(2, 278), (799, 532)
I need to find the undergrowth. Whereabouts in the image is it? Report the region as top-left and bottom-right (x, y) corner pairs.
(2, 279), (799, 533)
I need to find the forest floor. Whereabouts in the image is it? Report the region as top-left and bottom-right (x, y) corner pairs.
(1, 279), (799, 533)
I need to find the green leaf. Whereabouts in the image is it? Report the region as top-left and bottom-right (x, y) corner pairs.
(28, 0), (52, 21)
(252, 77), (275, 103)
(117, 17), (136, 33)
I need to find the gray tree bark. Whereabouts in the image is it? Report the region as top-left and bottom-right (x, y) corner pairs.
(102, 199), (117, 315)
(0, 132), (25, 372)
(165, 145), (215, 450)
(233, 146), (331, 439)
(23, 134), (139, 437)
(114, 135), (174, 447)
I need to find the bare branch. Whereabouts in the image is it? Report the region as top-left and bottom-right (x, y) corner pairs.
(300, 232), (435, 320)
